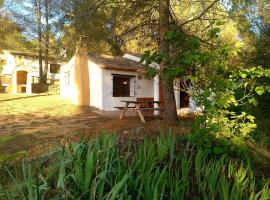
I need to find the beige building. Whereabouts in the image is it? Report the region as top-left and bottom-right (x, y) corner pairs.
(0, 49), (61, 94)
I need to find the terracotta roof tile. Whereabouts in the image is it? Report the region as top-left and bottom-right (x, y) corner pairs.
(89, 54), (145, 72)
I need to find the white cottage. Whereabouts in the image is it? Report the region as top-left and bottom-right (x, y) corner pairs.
(0, 49), (61, 94)
(60, 53), (155, 111)
(60, 42), (200, 114)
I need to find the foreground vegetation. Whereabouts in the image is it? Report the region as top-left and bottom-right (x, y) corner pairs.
(0, 134), (269, 199)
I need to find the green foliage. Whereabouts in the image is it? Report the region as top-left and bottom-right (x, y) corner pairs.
(1, 134), (269, 199)
(142, 24), (270, 156)
(0, 17), (32, 51)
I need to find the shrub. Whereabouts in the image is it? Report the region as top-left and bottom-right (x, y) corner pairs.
(0, 134), (269, 199)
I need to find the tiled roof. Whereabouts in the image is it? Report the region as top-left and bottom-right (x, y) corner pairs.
(89, 54), (145, 72)
(7, 50), (62, 62)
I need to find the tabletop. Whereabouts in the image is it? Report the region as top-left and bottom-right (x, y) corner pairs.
(121, 100), (161, 104)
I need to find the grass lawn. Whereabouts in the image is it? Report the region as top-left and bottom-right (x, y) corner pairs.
(0, 95), (70, 159)
(0, 93), (34, 101)
(0, 94), (190, 162)
(0, 94), (103, 161)
(0, 93), (78, 116)
(0, 94), (269, 199)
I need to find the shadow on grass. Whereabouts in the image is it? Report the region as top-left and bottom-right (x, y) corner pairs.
(0, 93), (55, 102)
(0, 105), (185, 162)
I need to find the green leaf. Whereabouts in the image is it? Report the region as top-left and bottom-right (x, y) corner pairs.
(207, 27), (221, 39)
(213, 147), (225, 155)
(246, 115), (255, 123)
(265, 86), (270, 93)
(248, 97), (258, 107)
(255, 86), (265, 95)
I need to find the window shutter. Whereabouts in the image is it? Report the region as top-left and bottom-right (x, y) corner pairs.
(130, 78), (136, 97)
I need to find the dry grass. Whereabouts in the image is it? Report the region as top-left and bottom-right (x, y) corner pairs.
(0, 94), (192, 162)
(0, 94), (78, 116)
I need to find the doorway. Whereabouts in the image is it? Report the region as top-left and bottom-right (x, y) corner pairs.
(180, 80), (190, 108)
(16, 71), (28, 93)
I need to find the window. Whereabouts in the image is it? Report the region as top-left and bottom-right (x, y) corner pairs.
(112, 74), (135, 97)
(16, 71), (27, 85)
(50, 64), (60, 74)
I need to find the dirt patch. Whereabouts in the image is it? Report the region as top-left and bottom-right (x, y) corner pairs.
(0, 114), (192, 160)
(0, 94), (193, 161)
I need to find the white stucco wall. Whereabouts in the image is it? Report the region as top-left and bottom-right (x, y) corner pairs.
(101, 69), (154, 111)
(60, 57), (75, 98)
(1, 50), (60, 80)
(1, 51), (16, 75)
(89, 61), (103, 110)
(60, 56), (155, 111)
(123, 53), (160, 69)
(60, 57), (103, 108)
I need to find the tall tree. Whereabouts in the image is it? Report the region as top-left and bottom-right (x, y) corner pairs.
(33, 0), (43, 83)
(159, 0), (177, 123)
(44, 0), (50, 81)
(7, 0), (62, 84)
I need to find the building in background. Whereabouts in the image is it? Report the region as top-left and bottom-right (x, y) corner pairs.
(0, 49), (62, 94)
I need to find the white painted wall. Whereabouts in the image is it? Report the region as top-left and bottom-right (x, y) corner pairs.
(1, 51), (16, 75)
(60, 56), (155, 111)
(123, 53), (160, 69)
(60, 57), (75, 98)
(89, 60), (103, 110)
(1, 50), (60, 80)
(123, 54), (141, 62)
(101, 69), (154, 111)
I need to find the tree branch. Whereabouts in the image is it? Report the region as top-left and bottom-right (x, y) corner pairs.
(179, 0), (220, 27)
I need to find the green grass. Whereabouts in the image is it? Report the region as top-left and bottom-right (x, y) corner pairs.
(0, 134), (17, 145)
(0, 151), (27, 163)
(0, 94), (75, 116)
(0, 94), (35, 101)
(1, 134), (269, 200)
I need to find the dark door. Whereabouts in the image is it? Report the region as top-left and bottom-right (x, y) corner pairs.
(180, 81), (190, 108)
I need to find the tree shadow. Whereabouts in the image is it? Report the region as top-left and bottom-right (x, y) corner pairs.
(0, 93), (54, 102)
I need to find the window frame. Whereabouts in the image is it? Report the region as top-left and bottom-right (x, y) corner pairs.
(50, 64), (61, 74)
(112, 74), (136, 97)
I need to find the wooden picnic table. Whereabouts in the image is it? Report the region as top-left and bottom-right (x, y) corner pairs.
(119, 100), (162, 123)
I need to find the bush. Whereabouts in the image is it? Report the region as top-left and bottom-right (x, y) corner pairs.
(48, 83), (60, 94)
(0, 134), (269, 199)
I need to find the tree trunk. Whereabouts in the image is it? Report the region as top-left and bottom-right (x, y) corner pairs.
(159, 0), (178, 124)
(44, 0), (50, 83)
(35, 0), (43, 83)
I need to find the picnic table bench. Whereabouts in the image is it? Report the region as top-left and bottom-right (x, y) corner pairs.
(116, 100), (162, 123)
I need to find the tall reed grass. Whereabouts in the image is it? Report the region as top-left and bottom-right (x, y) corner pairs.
(0, 134), (269, 199)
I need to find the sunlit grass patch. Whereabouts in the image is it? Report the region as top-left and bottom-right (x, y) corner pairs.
(0, 94), (35, 101)
(0, 94), (74, 116)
